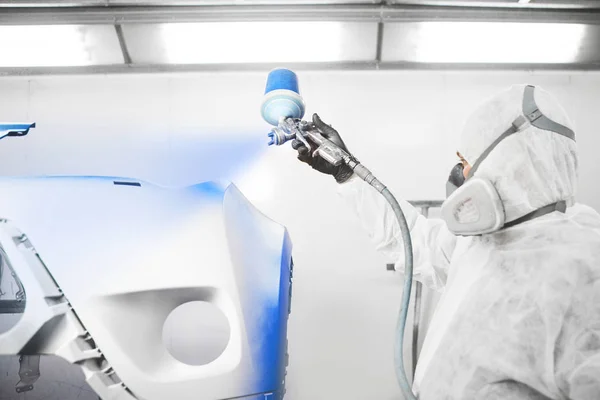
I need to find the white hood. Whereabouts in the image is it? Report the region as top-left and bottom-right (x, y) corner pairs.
(458, 84), (578, 223)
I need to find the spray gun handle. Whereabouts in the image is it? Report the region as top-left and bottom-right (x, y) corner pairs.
(304, 130), (347, 167)
(314, 145), (344, 166)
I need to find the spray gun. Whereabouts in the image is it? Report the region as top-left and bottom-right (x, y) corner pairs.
(261, 70), (387, 192)
(261, 69), (417, 400)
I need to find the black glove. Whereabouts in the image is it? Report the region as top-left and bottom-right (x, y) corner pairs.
(291, 114), (355, 184)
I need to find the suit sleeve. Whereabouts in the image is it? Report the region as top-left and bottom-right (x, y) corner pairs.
(337, 175), (457, 292)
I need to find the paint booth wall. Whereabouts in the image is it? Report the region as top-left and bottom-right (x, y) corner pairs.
(0, 71), (598, 400)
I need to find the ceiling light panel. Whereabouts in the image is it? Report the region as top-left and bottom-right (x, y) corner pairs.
(0, 25), (123, 67)
(382, 21), (588, 64)
(122, 22), (378, 64)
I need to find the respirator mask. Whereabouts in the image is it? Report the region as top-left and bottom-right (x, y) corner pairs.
(446, 161), (466, 198)
(441, 85), (575, 236)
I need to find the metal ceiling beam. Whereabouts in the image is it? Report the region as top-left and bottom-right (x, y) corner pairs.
(114, 24), (132, 64)
(1, 0), (600, 8)
(385, 0), (600, 8)
(1, 4), (600, 25)
(0, 0), (382, 6)
(375, 22), (384, 67)
(3, 61), (600, 77)
(0, 5), (379, 25)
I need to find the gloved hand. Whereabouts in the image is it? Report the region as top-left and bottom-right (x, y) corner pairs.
(292, 113), (355, 183)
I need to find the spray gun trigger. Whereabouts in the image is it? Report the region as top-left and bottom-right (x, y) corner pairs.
(292, 124), (312, 152)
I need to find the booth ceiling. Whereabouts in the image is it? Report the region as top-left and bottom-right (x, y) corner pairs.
(1, 0), (600, 74)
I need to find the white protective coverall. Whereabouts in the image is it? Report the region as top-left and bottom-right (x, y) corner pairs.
(338, 85), (600, 399)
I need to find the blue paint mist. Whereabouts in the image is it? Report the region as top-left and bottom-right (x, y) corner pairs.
(165, 132), (268, 187)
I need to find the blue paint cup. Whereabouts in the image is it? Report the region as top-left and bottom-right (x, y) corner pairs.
(261, 68), (306, 127)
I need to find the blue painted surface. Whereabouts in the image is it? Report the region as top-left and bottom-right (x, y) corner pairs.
(255, 230), (292, 399)
(276, 231), (293, 398)
(222, 186), (292, 397)
(0, 175), (292, 399)
(240, 393), (276, 400)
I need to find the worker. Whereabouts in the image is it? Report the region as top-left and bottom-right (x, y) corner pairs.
(292, 84), (600, 399)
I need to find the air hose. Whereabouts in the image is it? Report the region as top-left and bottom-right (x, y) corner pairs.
(351, 162), (417, 400)
(261, 68), (417, 400)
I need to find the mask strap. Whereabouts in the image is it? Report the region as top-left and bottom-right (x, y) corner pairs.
(467, 122), (521, 178)
(467, 85), (575, 179)
(503, 200), (567, 229)
(522, 85), (575, 141)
